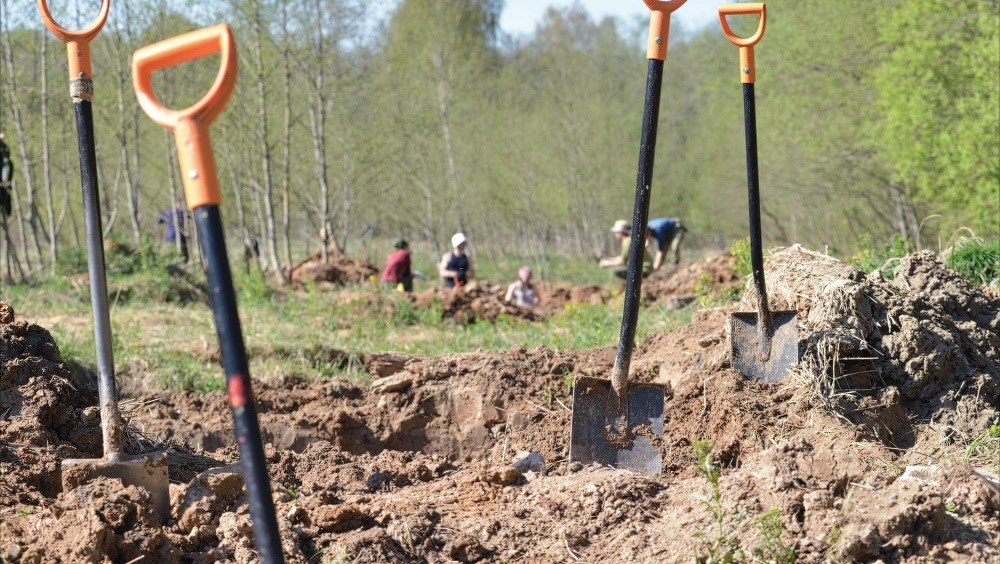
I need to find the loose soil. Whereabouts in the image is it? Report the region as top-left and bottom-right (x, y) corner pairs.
(408, 253), (738, 323)
(642, 253), (742, 307)
(410, 280), (608, 324)
(287, 247), (379, 286)
(1, 247), (998, 563)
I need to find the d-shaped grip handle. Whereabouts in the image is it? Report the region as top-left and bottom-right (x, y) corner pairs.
(37, 0), (110, 80)
(132, 24), (238, 209)
(718, 3), (766, 83)
(642, 0), (688, 61)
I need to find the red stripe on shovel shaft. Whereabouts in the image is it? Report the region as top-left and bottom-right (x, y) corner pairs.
(228, 375), (252, 408)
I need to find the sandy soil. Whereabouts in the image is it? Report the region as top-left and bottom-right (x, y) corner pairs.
(0, 248), (997, 563)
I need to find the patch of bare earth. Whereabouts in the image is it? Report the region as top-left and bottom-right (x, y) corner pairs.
(286, 247), (379, 286)
(1, 246), (998, 562)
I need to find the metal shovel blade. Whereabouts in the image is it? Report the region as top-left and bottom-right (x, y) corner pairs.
(730, 311), (798, 383)
(62, 451), (170, 520)
(569, 376), (664, 474)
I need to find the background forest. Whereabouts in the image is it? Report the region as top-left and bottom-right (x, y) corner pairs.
(0, 0), (997, 284)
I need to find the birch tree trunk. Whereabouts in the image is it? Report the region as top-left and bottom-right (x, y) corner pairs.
(40, 31), (57, 273)
(431, 50), (463, 231)
(280, 0), (293, 270)
(307, 0), (331, 263)
(9, 181), (31, 273)
(249, 8), (287, 283)
(1, 17), (37, 271)
(164, 129), (185, 259)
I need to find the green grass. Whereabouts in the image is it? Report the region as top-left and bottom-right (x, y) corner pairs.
(471, 253), (619, 287)
(752, 508), (796, 563)
(947, 238), (999, 289)
(964, 424), (1000, 473)
(3, 253), (690, 393)
(848, 233), (914, 277)
(847, 233), (1000, 290)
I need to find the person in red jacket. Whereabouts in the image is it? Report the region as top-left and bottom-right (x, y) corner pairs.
(380, 239), (413, 292)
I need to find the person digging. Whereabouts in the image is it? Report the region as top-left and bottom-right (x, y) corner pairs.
(647, 216), (686, 269)
(380, 238), (413, 292)
(599, 219), (653, 279)
(439, 232), (474, 288)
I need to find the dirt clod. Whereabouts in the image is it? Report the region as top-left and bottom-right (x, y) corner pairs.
(2, 247), (998, 562)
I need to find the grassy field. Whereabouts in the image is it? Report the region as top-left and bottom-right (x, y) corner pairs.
(1, 254), (692, 394)
(8, 233), (992, 396)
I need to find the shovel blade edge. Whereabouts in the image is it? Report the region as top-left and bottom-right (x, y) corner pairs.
(730, 311), (799, 383)
(569, 376), (664, 475)
(62, 451), (170, 521)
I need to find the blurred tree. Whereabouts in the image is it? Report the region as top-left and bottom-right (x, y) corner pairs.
(873, 0), (999, 239)
(380, 0), (502, 252)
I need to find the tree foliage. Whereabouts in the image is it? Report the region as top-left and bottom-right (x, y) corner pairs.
(0, 0), (995, 283)
(872, 0), (999, 236)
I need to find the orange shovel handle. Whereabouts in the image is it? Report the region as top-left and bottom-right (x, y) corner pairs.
(37, 0), (110, 80)
(718, 3), (766, 83)
(642, 0), (687, 61)
(132, 24), (238, 209)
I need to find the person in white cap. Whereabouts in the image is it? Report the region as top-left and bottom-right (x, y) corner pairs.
(598, 219), (653, 279)
(439, 232), (474, 287)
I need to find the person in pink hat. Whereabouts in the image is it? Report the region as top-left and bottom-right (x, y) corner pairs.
(505, 265), (539, 308)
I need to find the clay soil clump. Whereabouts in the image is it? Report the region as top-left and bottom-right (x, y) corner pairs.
(287, 247), (379, 286)
(1, 246), (998, 563)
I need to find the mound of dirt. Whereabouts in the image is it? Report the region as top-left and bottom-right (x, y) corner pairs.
(761, 246), (999, 460)
(410, 281), (607, 324)
(0, 303), (101, 460)
(533, 280), (607, 310)
(341, 254), (733, 325)
(642, 253), (741, 307)
(0, 302), (103, 515)
(1, 246), (998, 563)
(287, 247), (379, 286)
(411, 282), (539, 324)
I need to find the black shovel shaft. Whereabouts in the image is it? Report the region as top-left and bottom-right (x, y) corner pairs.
(741, 83), (773, 336)
(74, 100), (122, 457)
(612, 59), (664, 395)
(195, 205), (283, 564)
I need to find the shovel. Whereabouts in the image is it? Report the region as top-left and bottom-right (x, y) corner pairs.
(569, 0), (687, 475)
(37, 0), (171, 520)
(133, 25), (283, 563)
(719, 3), (797, 383)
